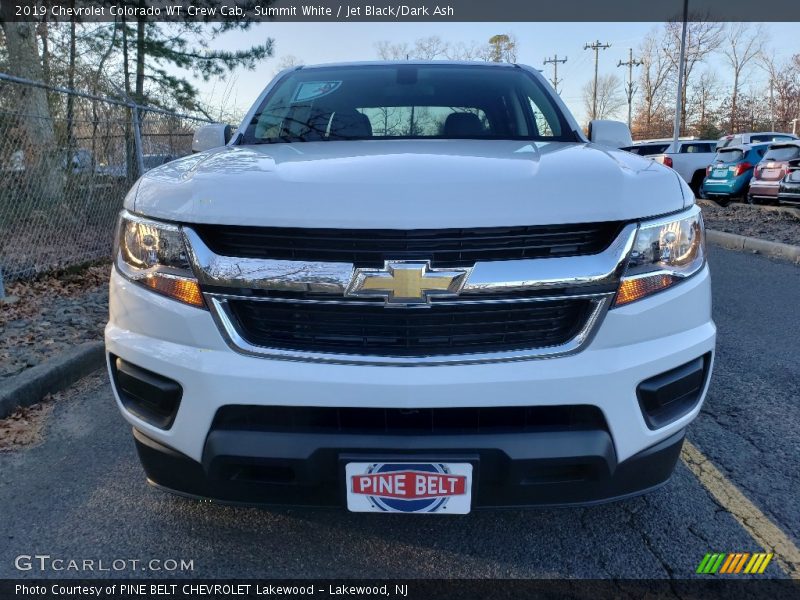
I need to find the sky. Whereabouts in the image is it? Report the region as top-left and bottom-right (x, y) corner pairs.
(188, 22), (800, 124)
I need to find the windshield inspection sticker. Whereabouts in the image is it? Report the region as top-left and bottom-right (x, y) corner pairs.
(292, 81), (342, 103)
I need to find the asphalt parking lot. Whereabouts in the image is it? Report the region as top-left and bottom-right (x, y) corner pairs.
(0, 246), (798, 580)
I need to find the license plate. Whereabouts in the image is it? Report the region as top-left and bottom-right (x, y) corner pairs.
(345, 462), (472, 514)
(762, 168), (780, 179)
(712, 168), (728, 178)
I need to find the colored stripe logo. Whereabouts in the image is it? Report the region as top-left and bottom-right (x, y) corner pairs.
(696, 552), (773, 574)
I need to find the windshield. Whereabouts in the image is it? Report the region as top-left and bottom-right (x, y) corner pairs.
(242, 65), (575, 144)
(715, 149), (744, 163)
(764, 146), (800, 162)
(751, 134), (795, 144)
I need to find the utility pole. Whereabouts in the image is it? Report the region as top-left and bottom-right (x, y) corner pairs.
(543, 54), (568, 93)
(617, 48), (643, 130)
(769, 79), (775, 131)
(584, 40), (612, 120)
(672, 0), (689, 146)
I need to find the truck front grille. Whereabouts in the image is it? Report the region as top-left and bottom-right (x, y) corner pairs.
(226, 297), (594, 357)
(193, 222), (623, 267)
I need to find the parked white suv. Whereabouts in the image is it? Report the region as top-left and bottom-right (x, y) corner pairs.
(716, 131), (798, 150)
(106, 62), (715, 512)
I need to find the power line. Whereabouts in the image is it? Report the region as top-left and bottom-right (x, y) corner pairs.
(617, 48), (643, 130)
(583, 40), (611, 120)
(543, 54), (568, 93)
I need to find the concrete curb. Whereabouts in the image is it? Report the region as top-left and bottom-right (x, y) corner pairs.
(0, 341), (105, 419)
(707, 229), (800, 264)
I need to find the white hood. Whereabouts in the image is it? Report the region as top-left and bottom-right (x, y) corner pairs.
(129, 139), (689, 228)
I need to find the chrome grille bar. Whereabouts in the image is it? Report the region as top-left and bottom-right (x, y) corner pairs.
(183, 223), (637, 295)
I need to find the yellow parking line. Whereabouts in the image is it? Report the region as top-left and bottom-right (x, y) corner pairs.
(681, 440), (800, 579)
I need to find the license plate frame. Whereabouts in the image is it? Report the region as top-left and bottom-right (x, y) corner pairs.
(344, 461), (474, 514)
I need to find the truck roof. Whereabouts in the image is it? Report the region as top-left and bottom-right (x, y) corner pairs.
(298, 60), (519, 70)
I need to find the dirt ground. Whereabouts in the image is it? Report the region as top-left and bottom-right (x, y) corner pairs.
(699, 201), (800, 246)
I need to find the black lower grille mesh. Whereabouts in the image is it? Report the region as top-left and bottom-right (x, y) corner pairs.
(212, 405), (608, 435)
(227, 298), (594, 356)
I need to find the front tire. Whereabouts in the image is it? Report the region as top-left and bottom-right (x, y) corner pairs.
(690, 172), (705, 198)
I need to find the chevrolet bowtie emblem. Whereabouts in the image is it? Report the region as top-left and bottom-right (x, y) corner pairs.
(346, 261), (472, 305)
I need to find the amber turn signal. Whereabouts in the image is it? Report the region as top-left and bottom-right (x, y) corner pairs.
(143, 275), (205, 308)
(614, 274), (674, 307)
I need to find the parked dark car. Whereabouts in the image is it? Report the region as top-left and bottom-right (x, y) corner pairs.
(702, 143), (769, 206)
(749, 141), (800, 204)
(620, 142), (670, 156)
(778, 158), (800, 206)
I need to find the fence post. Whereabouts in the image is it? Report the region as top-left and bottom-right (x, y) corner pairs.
(131, 104), (145, 176)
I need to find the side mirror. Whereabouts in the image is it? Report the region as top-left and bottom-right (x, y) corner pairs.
(588, 120), (633, 149)
(192, 124), (233, 153)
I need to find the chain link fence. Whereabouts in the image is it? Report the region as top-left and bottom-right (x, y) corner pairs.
(0, 74), (213, 289)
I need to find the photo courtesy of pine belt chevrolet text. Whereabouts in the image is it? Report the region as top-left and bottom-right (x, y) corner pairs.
(105, 62), (715, 514)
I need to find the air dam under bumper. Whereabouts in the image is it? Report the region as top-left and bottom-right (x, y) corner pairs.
(133, 427), (686, 508)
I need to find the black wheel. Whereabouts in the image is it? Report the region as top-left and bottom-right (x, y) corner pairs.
(746, 195), (757, 205)
(713, 197), (731, 207)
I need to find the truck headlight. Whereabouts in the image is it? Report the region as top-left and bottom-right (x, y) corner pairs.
(115, 210), (205, 308)
(614, 205), (705, 307)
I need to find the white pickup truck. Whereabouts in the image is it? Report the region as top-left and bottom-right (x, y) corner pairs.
(106, 62), (714, 512)
(650, 139), (718, 195)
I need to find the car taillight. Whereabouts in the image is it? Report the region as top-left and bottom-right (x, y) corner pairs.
(752, 166), (761, 179)
(733, 162), (752, 177)
(706, 165), (712, 176)
(663, 156), (673, 168)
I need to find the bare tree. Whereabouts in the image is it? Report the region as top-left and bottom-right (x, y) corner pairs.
(688, 69), (722, 138)
(722, 24), (764, 133)
(413, 36), (449, 60)
(633, 31), (674, 139)
(375, 35), (517, 63)
(0, 23), (56, 147)
(760, 53), (800, 133)
(0, 21), (61, 199)
(375, 41), (412, 60)
(663, 20), (723, 135)
(444, 41), (490, 62)
(582, 74), (626, 122)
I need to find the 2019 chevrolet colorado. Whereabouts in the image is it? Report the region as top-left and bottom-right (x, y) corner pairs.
(105, 62), (715, 512)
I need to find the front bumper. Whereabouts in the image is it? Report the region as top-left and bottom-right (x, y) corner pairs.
(133, 425), (686, 508)
(106, 264), (715, 507)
